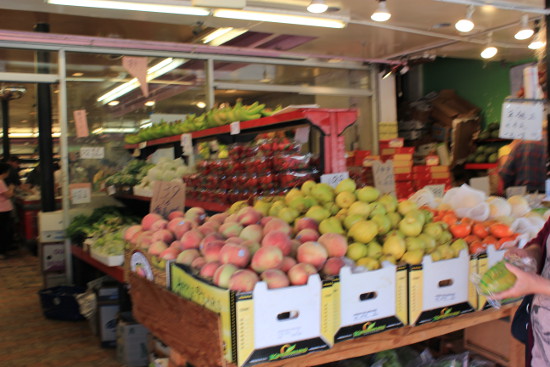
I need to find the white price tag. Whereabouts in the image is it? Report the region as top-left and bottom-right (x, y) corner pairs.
(500, 101), (543, 140)
(70, 183), (92, 205)
(230, 121), (240, 135)
(372, 160), (396, 195)
(180, 133), (193, 155)
(107, 185), (116, 195)
(424, 184), (445, 198)
(138, 142), (147, 149)
(320, 172), (349, 188)
(80, 146), (105, 160)
(506, 186), (527, 198)
(294, 126), (310, 144)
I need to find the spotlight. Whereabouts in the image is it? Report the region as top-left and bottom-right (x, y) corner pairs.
(529, 21), (545, 49)
(481, 32), (497, 59)
(371, 0), (391, 22)
(307, 0), (328, 14)
(515, 15), (534, 40)
(455, 5), (475, 33)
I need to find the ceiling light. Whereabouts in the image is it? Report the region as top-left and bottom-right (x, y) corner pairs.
(196, 101), (206, 109)
(529, 31), (546, 49)
(97, 58), (186, 104)
(72, 72), (84, 77)
(371, 0), (391, 22)
(107, 100), (120, 106)
(144, 101), (156, 107)
(46, 0), (210, 16)
(515, 15), (534, 40)
(455, 5), (475, 32)
(213, 9), (347, 28)
(481, 46), (498, 59)
(202, 27), (248, 46)
(307, 0), (328, 14)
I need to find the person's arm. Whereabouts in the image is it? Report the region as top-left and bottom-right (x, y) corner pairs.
(491, 262), (550, 299)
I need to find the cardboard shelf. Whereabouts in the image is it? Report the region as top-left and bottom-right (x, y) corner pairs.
(128, 272), (520, 367)
(71, 245), (124, 283)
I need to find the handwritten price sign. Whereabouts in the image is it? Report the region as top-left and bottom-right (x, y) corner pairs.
(180, 133), (193, 155)
(320, 172), (349, 188)
(500, 101), (543, 140)
(69, 183), (92, 205)
(80, 146), (105, 160)
(150, 181), (186, 217)
(372, 160), (396, 195)
(230, 121), (240, 135)
(424, 184), (445, 198)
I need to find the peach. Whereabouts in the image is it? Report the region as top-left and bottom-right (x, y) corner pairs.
(185, 207), (206, 225)
(318, 233), (348, 257)
(200, 240), (225, 262)
(263, 218), (291, 235)
(297, 241), (328, 270)
(260, 216), (275, 227)
(219, 243), (251, 268)
(190, 256), (206, 271)
(175, 249), (201, 265)
(219, 222), (244, 238)
(200, 261), (221, 279)
(150, 219), (168, 232)
(225, 237), (245, 245)
(237, 207), (263, 226)
(136, 232), (153, 250)
(239, 224), (263, 243)
(198, 222), (219, 236)
(322, 257), (346, 277)
(261, 230), (292, 256)
(250, 246), (283, 273)
(159, 247), (180, 260)
(295, 228), (320, 244)
(213, 264), (239, 288)
(167, 210), (185, 220)
(141, 213), (163, 231)
(280, 256), (297, 273)
(228, 269), (259, 292)
(148, 240), (168, 256)
(124, 225), (142, 242)
(290, 239), (301, 257)
(241, 240), (261, 255)
(260, 269), (290, 289)
(209, 212), (229, 223)
(294, 217), (318, 233)
(287, 263), (317, 286)
(180, 229), (204, 250)
(168, 217), (193, 238)
(151, 229), (174, 244)
(201, 233), (224, 247)
(223, 214), (239, 223)
(169, 240), (183, 251)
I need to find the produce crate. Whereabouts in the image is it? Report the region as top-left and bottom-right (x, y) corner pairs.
(169, 263), (332, 367)
(38, 286), (86, 321)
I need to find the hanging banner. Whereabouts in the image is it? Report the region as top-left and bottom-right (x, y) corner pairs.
(73, 109), (89, 138)
(122, 56), (149, 98)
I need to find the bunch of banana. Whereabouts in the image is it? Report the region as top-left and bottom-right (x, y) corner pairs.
(228, 200), (249, 214)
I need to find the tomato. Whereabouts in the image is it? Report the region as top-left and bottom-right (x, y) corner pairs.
(489, 223), (515, 239)
(464, 234), (481, 244)
(469, 241), (487, 255)
(450, 222), (472, 238)
(461, 217), (475, 226)
(442, 213), (458, 227)
(482, 236), (498, 247)
(472, 223), (489, 239)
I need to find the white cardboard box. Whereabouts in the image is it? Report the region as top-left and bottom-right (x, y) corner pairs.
(409, 249), (476, 326)
(99, 303), (119, 348)
(41, 242), (66, 272)
(38, 210), (65, 243)
(91, 248), (124, 267)
(332, 263), (408, 343)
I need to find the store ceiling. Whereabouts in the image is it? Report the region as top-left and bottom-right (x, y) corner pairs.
(0, 0), (546, 137)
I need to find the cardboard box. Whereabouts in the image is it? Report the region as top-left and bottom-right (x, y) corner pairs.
(379, 132), (399, 140)
(380, 147), (415, 155)
(332, 264), (407, 343)
(452, 118), (481, 165)
(43, 272), (67, 288)
(394, 173), (413, 182)
(432, 123), (452, 142)
(91, 248), (124, 267)
(38, 210), (65, 243)
(431, 90), (480, 127)
(393, 166), (412, 174)
(412, 165), (449, 174)
(408, 250), (476, 326)
(116, 320), (149, 367)
(170, 264), (332, 366)
(379, 138), (404, 149)
(40, 242), (65, 272)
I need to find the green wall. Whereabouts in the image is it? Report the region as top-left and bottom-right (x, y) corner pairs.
(423, 58), (511, 127)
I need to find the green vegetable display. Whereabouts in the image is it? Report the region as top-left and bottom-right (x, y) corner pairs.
(104, 159), (153, 187)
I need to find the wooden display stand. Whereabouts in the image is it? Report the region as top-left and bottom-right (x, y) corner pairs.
(129, 272), (522, 367)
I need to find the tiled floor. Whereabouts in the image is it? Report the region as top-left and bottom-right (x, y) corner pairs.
(0, 249), (123, 367)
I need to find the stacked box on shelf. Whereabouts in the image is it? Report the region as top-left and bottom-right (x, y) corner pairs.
(412, 165), (452, 191)
(398, 119), (429, 142)
(378, 122), (398, 141)
(381, 147), (415, 199)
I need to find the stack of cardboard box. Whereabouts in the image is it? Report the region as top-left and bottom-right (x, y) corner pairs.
(412, 165), (452, 191)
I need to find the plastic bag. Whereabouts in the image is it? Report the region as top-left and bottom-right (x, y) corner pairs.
(409, 188), (437, 209)
(455, 202), (490, 222)
(443, 184), (487, 211)
(429, 351), (469, 367)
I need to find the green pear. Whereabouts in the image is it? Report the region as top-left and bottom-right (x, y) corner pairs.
(355, 186), (380, 203)
(319, 217), (345, 235)
(253, 200), (271, 216)
(437, 230), (453, 246)
(277, 207), (299, 224)
(397, 200), (419, 216)
(402, 249), (425, 265)
(311, 183), (335, 203)
(301, 180), (317, 195)
(450, 238), (468, 257)
(324, 202), (340, 215)
(288, 196), (308, 213)
(285, 188), (303, 205)
(371, 213), (392, 235)
(348, 220), (378, 243)
(305, 205), (331, 223)
(348, 201), (372, 218)
(335, 178), (357, 194)
(346, 242), (368, 261)
(303, 196), (319, 210)
(356, 257), (380, 271)
(387, 212), (402, 229)
(420, 208), (434, 224)
(366, 240), (383, 259)
(382, 234), (406, 260)
(268, 201), (286, 217)
(405, 236), (425, 251)
(335, 208), (349, 222)
(436, 243), (454, 260)
(335, 191), (356, 209)
(404, 209), (426, 227)
(367, 202), (387, 219)
(344, 214), (364, 230)
(378, 194), (398, 213)
(423, 222), (444, 240)
(418, 233), (437, 254)
(398, 216), (423, 237)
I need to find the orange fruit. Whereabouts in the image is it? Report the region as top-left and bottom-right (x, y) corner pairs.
(450, 222), (472, 238)
(469, 241), (487, 255)
(464, 234), (481, 244)
(442, 213), (458, 227)
(472, 223), (489, 239)
(489, 223), (514, 239)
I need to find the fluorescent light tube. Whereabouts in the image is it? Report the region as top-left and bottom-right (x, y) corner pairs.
(47, 0), (210, 16)
(208, 28), (248, 46)
(213, 9), (347, 28)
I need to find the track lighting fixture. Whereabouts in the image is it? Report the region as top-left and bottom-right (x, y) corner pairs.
(371, 0), (391, 22)
(455, 5), (475, 33)
(515, 14), (534, 40)
(307, 0), (328, 14)
(481, 32), (498, 59)
(528, 20), (545, 49)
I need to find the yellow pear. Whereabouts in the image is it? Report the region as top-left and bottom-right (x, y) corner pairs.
(347, 242), (368, 261)
(402, 249), (425, 265)
(348, 220), (378, 243)
(335, 191), (356, 209)
(356, 257), (380, 271)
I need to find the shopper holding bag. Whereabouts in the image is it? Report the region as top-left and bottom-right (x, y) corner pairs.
(0, 162), (15, 259)
(492, 218), (550, 366)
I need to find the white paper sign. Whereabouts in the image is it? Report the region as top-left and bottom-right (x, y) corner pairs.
(500, 101), (543, 140)
(80, 146), (105, 160)
(470, 176), (491, 196)
(294, 126), (310, 144)
(424, 184), (445, 198)
(180, 133), (193, 155)
(107, 185), (116, 196)
(372, 160), (396, 195)
(150, 181), (186, 217)
(320, 172), (349, 188)
(70, 183), (92, 205)
(230, 121), (240, 135)
(506, 186), (527, 198)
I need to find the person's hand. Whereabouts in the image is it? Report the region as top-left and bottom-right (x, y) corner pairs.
(490, 263), (545, 300)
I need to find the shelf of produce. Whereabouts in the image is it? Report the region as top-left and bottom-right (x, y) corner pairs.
(71, 245), (124, 283)
(464, 163), (497, 170)
(124, 108), (356, 150)
(129, 272), (520, 367)
(113, 193), (229, 212)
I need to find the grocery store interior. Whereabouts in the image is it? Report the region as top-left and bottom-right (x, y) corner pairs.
(0, 0), (549, 366)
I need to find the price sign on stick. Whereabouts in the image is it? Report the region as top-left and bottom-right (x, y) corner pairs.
(294, 126), (310, 143)
(230, 121), (240, 135)
(80, 146), (105, 160)
(150, 181), (186, 217)
(180, 134), (193, 155)
(321, 172), (349, 188)
(372, 160), (396, 195)
(69, 183), (92, 205)
(500, 101), (543, 140)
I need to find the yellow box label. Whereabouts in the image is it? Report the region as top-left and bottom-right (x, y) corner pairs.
(394, 166), (412, 174)
(408, 266), (423, 325)
(468, 257), (478, 310)
(236, 296), (254, 367)
(477, 256), (489, 310)
(321, 280), (337, 346)
(396, 266), (408, 325)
